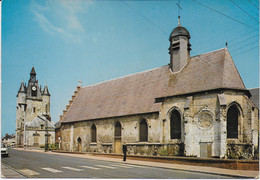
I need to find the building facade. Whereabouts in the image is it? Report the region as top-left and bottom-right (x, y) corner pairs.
(57, 22), (259, 159)
(15, 67), (54, 147)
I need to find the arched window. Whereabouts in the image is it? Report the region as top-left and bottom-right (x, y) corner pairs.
(170, 110), (181, 139)
(91, 124), (97, 142)
(140, 119), (148, 142)
(115, 122), (121, 138)
(227, 105), (239, 139)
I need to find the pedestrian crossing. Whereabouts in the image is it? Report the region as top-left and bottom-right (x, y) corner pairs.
(21, 163), (144, 176)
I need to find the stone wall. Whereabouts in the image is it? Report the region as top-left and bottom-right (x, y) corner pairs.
(60, 89), (258, 159)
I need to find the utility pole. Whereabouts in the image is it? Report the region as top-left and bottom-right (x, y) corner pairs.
(45, 119), (48, 152)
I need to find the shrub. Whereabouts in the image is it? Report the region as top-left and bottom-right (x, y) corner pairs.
(159, 149), (168, 156)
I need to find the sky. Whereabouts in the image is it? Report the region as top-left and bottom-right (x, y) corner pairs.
(1, 0), (259, 136)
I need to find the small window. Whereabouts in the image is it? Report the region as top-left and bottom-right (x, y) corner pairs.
(91, 124), (97, 142)
(33, 108), (36, 113)
(41, 125), (44, 129)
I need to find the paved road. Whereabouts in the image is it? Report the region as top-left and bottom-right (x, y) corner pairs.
(2, 148), (234, 178)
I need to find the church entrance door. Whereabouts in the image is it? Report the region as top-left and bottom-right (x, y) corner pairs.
(33, 135), (39, 147)
(114, 139), (122, 154)
(200, 142), (212, 158)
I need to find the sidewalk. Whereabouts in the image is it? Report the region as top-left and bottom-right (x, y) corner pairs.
(14, 148), (259, 178)
(1, 163), (25, 178)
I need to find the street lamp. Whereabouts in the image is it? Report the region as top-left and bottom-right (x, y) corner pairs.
(23, 121), (27, 149)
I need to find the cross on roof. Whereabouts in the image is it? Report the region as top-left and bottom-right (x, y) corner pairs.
(176, 0), (182, 26)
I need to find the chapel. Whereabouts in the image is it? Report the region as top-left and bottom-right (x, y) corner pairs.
(57, 20), (259, 159)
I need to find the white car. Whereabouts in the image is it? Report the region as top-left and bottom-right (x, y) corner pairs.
(1, 144), (9, 157)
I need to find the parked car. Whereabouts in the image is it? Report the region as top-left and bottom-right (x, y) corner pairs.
(1, 144), (9, 157)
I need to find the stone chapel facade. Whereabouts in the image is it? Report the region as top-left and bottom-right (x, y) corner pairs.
(57, 22), (259, 159)
(15, 67), (55, 147)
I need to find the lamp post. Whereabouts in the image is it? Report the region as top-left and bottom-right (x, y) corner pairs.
(23, 121), (26, 149)
(45, 119), (48, 152)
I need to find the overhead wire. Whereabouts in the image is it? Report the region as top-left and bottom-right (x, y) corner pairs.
(228, 34), (259, 48)
(229, 39), (258, 53)
(230, 0), (259, 23)
(238, 0), (259, 16)
(121, 0), (169, 36)
(121, 0), (198, 56)
(192, 0), (257, 30)
(247, 0), (259, 10)
(232, 45), (259, 57)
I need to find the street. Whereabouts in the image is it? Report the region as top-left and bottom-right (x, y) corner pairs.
(2, 148), (234, 178)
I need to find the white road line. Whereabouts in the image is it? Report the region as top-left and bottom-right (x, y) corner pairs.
(62, 167), (83, 172)
(110, 164), (132, 168)
(120, 164), (147, 168)
(95, 165), (117, 169)
(41, 167), (62, 173)
(19, 169), (39, 176)
(80, 166), (101, 170)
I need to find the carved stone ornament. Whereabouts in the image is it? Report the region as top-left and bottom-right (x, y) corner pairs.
(197, 111), (213, 130)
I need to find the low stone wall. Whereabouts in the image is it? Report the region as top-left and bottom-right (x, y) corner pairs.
(52, 150), (259, 171)
(125, 143), (184, 156)
(226, 143), (254, 159)
(91, 153), (259, 171)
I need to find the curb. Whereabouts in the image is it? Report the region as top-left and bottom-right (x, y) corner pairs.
(14, 148), (259, 178)
(1, 163), (27, 178)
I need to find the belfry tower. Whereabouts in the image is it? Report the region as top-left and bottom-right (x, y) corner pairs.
(15, 67), (51, 146)
(168, 6), (191, 73)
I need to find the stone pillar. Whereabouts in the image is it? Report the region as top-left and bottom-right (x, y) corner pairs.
(184, 96), (193, 156)
(70, 125), (74, 151)
(219, 106), (227, 158)
(251, 108), (258, 150)
(184, 108), (193, 156)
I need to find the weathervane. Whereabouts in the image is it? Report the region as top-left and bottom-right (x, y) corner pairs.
(176, 0), (182, 26)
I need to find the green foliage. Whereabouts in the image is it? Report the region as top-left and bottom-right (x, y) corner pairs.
(48, 143), (59, 150)
(158, 149), (168, 156)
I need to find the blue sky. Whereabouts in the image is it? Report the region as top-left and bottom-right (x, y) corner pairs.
(1, 0), (259, 136)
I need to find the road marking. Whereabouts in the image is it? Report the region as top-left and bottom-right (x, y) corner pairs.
(95, 165), (117, 169)
(80, 166), (101, 170)
(19, 169), (39, 176)
(42, 167), (62, 173)
(110, 164), (132, 168)
(120, 164), (147, 168)
(62, 167), (83, 172)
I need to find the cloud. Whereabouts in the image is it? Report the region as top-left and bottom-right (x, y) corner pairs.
(31, 0), (93, 42)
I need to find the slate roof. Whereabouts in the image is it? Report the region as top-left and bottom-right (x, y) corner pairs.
(27, 115), (55, 129)
(61, 48), (247, 123)
(249, 88), (259, 109)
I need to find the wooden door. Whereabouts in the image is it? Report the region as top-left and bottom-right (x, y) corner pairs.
(114, 139), (122, 154)
(200, 142), (212, 158)
(33, 136), (39, 147)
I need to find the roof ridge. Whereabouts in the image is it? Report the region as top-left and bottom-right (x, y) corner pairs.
(191, 47), (226, 58)
(82, 65), (167, 89)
